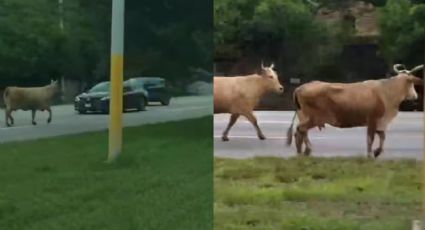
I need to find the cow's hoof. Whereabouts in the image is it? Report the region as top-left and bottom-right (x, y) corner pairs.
(373, 148), (382, 158)
(304, 148), (311, 156)
(32, 121), (37, 126)
(222, 136), (229, 142)
(259, 135), (266, 140)
(47, 119), (52, 124)
(6, 124), (11, 127)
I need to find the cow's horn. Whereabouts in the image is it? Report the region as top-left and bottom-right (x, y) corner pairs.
(393, 64), (407, 74)
(408, 64), (424, 74)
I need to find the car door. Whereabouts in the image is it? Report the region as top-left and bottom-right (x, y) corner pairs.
(144, 79), (165, 101)
(123, 85), (136, 109)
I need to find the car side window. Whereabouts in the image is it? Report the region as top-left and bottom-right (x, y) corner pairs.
(131, 80), (142, 89)
(123, 86), (132, 92)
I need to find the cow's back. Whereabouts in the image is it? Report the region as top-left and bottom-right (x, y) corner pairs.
(214, 77), (237, 113)
(296, 81), (385, 128)
(5, 87), (47, 110)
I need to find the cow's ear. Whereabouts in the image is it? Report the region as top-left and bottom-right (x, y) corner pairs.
(258, 68), (267, 77)
(409, 76), (423, 85)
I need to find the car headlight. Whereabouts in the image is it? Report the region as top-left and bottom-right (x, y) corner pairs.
(75, 97), (80, 102)
(101, 96), (110, 101)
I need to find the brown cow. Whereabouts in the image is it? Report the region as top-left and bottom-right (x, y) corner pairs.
(214, 63), (284, 141)
(4, 80), (60, 127)
(286, 64), (423, 158)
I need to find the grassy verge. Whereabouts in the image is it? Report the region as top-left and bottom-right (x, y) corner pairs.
(214, 157), (422, 230)
(0, 117), (213, 230)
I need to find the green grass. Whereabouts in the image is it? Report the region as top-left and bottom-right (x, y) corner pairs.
(0, 117), (213, 230)
(214, 157), (422, 230)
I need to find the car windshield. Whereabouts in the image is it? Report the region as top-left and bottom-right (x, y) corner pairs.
(126, 78), (165, 89)
(125, 79), (143, 89)
(89, 82), (110, 93)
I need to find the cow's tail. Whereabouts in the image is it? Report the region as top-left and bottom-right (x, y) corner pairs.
(286, 91), (300, 146)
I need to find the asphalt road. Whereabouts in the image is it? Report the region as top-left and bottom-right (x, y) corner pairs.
(214, 111), (423, 160)
(0, 96), (212, 143)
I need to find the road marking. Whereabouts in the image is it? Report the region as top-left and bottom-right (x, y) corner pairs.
(165, 106), (211, 112)
(0, 125), (34, 130)
(213, 135), (326, 140)
(214, 120), (291, 124)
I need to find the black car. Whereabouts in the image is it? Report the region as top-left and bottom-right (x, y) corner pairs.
(125, 77), (171, 105)
(74, 81), (149, 114)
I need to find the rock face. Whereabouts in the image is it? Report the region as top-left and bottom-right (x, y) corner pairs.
(316, 1), (379, 41)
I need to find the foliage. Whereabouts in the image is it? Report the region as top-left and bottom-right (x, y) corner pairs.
(214, 0), (350, 80)
(0, 0), (213, 87)
(379, 0), (425, 66)
(124, 0), (213, 84)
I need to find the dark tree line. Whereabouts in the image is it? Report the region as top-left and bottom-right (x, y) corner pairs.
(215, 0), (425, 81)
(0, 0), (213, 87)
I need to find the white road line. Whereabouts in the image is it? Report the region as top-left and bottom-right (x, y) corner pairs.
(0, 125), (34, 130)
(166, 106), (211, 112)
(213, 135), (327, 140)
(213, 134), (421, 139)
(214, 121), (292, 124)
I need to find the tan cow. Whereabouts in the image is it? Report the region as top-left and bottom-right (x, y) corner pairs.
(214, 63), (284, 141)
(4, 80), (60, 127)
(286, 64), (423, 158)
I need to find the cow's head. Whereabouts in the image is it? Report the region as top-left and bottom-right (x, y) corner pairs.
(393, 64), (423, 100)
(259, 62), (284, 94)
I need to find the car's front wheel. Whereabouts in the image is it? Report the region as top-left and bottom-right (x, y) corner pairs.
(77, 109), (87, 114)
(137, 97), (146, 111)
(161, 97), (170, 106)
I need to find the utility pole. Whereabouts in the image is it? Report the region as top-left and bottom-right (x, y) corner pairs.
(58, 0), (65, 101)
(107, 0), (125, 162)
(422, 32), (425, 229)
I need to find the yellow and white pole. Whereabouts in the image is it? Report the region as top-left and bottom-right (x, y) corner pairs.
(422, 36), (425, 220)
(107, 0), (125, 162)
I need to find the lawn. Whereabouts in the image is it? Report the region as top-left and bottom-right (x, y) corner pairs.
(214, 157), (422, 230)
(0, 116), (213, 230)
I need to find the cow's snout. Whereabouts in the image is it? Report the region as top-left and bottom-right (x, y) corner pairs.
(406, 85), (418, 100)
(278, 86), (284, 94)
(407, 92), (418, 100)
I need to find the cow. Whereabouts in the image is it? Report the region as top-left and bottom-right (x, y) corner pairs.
(4, 80), (61, 127)
(214, 62), (284, 141)
(286, 64), (423, 158)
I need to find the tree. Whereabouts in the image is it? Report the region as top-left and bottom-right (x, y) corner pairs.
(214, 0), (350, 80)
(124, 0), (213, 85)
(379, 0), (425, 68)
(0, 0), (111, 86)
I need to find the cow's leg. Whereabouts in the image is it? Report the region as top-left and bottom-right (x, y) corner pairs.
(296, 118), (314, 156)
(366, 125), (376, 159)
(5, 108), (10, 127)
(373, 130), (385, 158)
(244, 112), (265, 140)
(47, 108), (52, 123)
(222, 114), (240, 141)
(6, 108), (14, 127)
(31, 110), (37, 125)
(294, 128), (303, 154)
(303, 132), (312, 156)
(9, 111), (14, 125)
